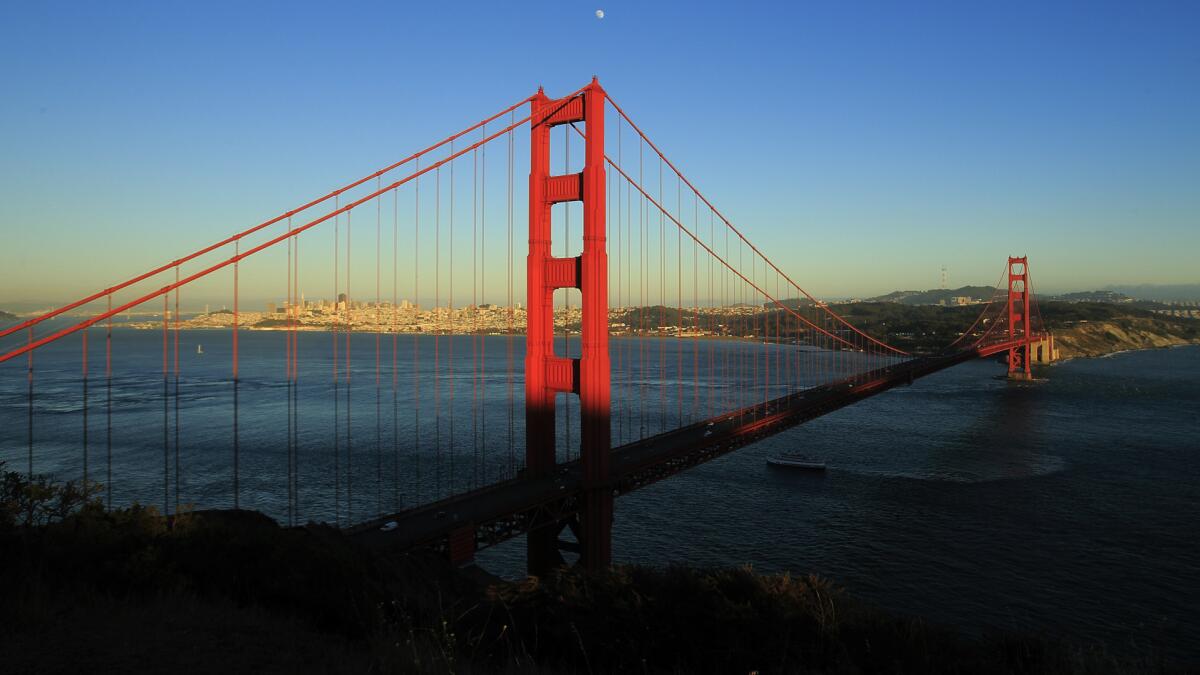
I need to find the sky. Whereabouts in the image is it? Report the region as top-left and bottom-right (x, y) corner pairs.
(1, 0), (1197, 307)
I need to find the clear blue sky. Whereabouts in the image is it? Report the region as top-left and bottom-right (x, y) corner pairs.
(1, 0), (1197, 305)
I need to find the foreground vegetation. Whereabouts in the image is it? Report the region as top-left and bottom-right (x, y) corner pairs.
(2, 464), (1184, 674)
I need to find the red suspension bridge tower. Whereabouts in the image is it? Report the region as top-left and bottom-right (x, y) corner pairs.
(525, 78), (612, 573)
(1007, 256), (1033, 380)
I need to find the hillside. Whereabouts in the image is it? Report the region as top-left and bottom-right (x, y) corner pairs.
(1104, 283), (1200, 302)
(1048, 319), (1199, 359)
(864, 285), (997, 305)
(0, 310), (15, 322)
(1049, 290), (1133, 303)
(808, 301), (1200, 357)
(611, 300), (1200, 359)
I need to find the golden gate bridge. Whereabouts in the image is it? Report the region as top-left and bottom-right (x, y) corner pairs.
(0, 79), (1052, 575)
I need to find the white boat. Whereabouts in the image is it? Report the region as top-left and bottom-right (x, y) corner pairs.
(766, 453), (826, 470)
(196, 344), (204, 355)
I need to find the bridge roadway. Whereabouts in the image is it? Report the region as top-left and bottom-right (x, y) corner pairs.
(350, 347), (989, 560)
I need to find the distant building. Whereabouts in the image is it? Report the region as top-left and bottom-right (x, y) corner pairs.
(940, 296), (975, 306)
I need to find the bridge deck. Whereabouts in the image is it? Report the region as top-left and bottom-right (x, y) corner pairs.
(351, 348), (988, 559)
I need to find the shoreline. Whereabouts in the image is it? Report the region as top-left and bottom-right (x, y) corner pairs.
(1047, 340), (1199, 366)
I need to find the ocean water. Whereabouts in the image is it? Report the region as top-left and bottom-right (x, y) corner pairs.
(1, 326), (1197, 660)
(485, 345), (1200, 661)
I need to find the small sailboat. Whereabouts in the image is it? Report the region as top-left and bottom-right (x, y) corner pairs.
(766, 452), (826, 470)
(196, 344), (204, 355)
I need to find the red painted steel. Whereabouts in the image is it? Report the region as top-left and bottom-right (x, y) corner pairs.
(525, 86), (557, 573)
(1007, 256), (1032, 379)
(525, 79), (612, 573)
(578, 79), (612, 571)
(448, 525), (476, 565)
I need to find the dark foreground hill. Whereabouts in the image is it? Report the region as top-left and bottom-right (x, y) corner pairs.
(0, 467), (1183, 674)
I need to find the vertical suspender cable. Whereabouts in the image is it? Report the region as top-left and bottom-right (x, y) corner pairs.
(294, 215), (301, 519)
(82, 329), (88, 489)
(638, 138), (645, 438)
(106, 296), (112, 510)
(174, 267), (180, 514)
(345, 210), (352, 522)
(448, 154), (451, 492)
(658, 155), (664, 433)
(162, 295), (169, 515)
(286, 218), (294, 525)
(676, 175), (682, 427)
(233, 240), (240, 511)
(724, 224), (729, 415)
(700, 206), (710, 415)
(472, 123), (482, 485)
(376, 178), (382, 517)
(614, 113), (623, 443)
(333, 200), (340, 524)
(392, 186), (399, 511)
(448, 151), (456, 487)
(506, 115), (515, 477)
(609, 153), (617, 442)
(473, 143), (479, 486)
(414, 160), (422, 504)
(294, 215), (301, 520)
(27, 328), (33, 524)
(434, 161), (442, 499)
(692, 192), (698, 420)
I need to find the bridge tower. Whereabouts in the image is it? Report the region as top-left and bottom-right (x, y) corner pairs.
(526, 79), (612, 574)
(1007, 256), (1033, 380)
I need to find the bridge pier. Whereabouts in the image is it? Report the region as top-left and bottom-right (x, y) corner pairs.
(525, 79), (611, 576)
(1031, 334), (1059, 364)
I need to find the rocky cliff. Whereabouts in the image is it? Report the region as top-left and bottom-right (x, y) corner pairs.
(1052, 316), (1200, 359)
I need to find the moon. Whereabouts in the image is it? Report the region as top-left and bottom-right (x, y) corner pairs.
(595, 9), (605, 19)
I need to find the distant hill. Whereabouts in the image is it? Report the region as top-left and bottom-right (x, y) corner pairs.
(0, 310), (15, 322)
(864, 286), (996, 306)
(1103, 283), (1200, 303)
(817, 299), (1199, 356)
(770, 298), (817, 310)
(1048, 290), (1133, 303)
